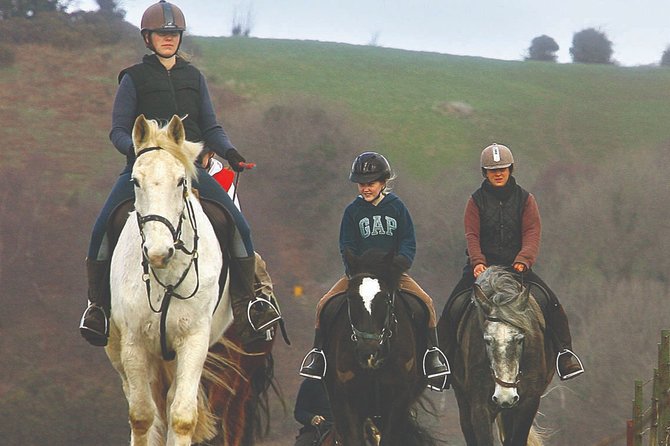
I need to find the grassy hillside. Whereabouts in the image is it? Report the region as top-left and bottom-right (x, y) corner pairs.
(1, 34), (669, 445)
(195, 36), (670, 177)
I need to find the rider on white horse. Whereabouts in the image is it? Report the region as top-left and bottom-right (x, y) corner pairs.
(299, 152), (451, 390)
(79, 0), (280, 348)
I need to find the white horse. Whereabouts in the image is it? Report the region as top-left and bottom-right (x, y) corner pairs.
(106, 114), (233, 446)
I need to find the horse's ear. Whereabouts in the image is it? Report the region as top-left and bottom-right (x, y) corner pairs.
(167, 114), (185, 146)
(132, 114), (150, 152)
(473, 284), (493, 314)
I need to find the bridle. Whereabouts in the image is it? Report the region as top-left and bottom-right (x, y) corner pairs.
(134, 146), (202, 360)
(483, 314), (524, 389)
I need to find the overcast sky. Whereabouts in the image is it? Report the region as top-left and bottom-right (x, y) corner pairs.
(70, 0), (670, 66)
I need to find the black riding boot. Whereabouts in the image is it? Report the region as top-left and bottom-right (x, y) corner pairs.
(79, 258), (110, 347)
(547, 303), (584, 380)
(424, 328), (451, 391)
(230, 255), (282, 344)
(299, 328), (327, 380)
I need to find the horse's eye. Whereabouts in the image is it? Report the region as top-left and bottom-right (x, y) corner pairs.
(483, 335), (493, 345)
(130, 177), (140, 188)
(177, 177), (185, 187)
(514, 334), (525, 345)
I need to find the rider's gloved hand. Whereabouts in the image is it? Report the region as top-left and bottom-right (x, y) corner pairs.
(225, 148), (246, 172)
(392, 254), (411, 272)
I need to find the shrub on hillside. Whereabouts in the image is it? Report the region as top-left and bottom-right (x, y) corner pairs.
(569, 27), (613, 64)
(661, 47), (670, 67)
(0, 10), (136, 48)
(0, 44), (16, 68)
(526, 34), (559, 62)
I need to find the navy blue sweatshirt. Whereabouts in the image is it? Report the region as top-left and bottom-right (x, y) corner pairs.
(339, 192), (416, 274)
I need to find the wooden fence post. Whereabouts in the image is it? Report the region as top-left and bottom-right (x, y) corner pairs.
(634, 380), (643, 446)
(651, 368), (660, 446)
(659, 330), (670, 446)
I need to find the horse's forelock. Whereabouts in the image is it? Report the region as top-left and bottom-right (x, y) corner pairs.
(137, 118), (202, 180)
(476, 266), (535, 333)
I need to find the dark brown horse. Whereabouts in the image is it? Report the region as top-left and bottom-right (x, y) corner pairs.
(322, 249), (436, 446)
(197, 327), (278, 446)
(438, 266), (554, 446)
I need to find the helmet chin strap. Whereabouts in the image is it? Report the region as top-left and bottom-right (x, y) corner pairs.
(370, 186), (387, 205)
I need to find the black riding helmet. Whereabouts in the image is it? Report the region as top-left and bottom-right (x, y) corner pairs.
(349, 152), (392, 183)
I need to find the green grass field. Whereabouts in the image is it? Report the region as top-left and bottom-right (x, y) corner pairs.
(195, 36), (670, 177)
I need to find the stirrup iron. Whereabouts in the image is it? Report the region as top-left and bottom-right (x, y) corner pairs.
(299, 348), (327, 380)
(79, 303), (109, 336)
(556, 348), (584, 380)
(247, 296), (282, 332)
(427, 375), (449, 392)
(423, 346), (451, 378)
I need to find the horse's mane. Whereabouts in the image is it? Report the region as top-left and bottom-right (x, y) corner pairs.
(346, 248), (403, 290)
(475, 266), (536, 333)
(139, 118), (203, 180)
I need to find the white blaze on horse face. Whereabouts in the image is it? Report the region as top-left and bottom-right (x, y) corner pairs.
(484, 321), (522, 408)
(359, 277), (381, 315)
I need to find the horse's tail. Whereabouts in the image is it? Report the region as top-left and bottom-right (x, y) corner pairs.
(197, 335), (286, 446)
(156, 357), (222, 445)
(495, 416), (549, 446)
(527, 426), (546, 446)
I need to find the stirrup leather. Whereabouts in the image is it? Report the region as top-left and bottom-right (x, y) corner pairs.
(299, 348), (327, 380)
(423, 346), (451, 378)
(79, 303), (109, 337)
(247, 296), (282, 332)
(556, 348), (584, 380)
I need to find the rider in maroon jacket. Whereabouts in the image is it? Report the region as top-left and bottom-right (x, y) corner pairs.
(446, 143), (584, 380)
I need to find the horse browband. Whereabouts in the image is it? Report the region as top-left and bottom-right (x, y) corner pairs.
(136, 146), (162, 158)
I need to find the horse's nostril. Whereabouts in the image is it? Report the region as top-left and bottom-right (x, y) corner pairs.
(143, 246), (149, 257)
(167, 247), (175, 258)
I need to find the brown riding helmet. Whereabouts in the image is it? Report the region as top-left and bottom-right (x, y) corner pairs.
(480, 143), (514, 170)
(141, 0), (186, 34)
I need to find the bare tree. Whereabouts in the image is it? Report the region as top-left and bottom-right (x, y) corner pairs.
(231, 4), (254, 37)
(368, 31), (380, 47)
